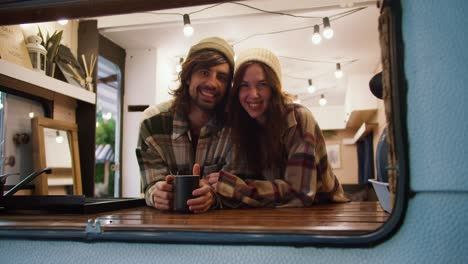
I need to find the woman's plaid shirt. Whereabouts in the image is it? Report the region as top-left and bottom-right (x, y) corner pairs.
(217, 104), (349, 208)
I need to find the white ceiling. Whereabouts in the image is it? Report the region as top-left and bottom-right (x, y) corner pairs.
(96, 0), (381, 108)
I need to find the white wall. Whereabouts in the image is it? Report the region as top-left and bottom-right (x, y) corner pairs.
(155, 47), (178, 104)
(309, 105), (346, 130)
(122, 48), (157, 197)
(344, 74), (378, 115)
(122, 47), (181, 197)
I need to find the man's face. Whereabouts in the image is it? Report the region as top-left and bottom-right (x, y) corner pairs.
(187, 63), (230, 111)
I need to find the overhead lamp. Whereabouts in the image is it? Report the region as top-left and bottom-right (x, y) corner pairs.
(55, 130), (64, 144)
(319, 94), (327, 106)
(307, 79), (316, 93)
(293, 95), (301, 104)
(311, 25), (322, 45)
(176, 58), (183, 73)
(183, 14), (194, 37)
(57, 19), (68, 25)
(322, 17), (334, 39)
(334, 63), (343, 79)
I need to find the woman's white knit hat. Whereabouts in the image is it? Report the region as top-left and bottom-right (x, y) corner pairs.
(234, 48), (282, 83)
(187, 37), (235, 69)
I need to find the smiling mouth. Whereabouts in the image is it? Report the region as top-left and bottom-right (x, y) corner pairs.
(246, 102), (263, 110)
(199, 89), (216, 98)
(197, 85), (219, 101)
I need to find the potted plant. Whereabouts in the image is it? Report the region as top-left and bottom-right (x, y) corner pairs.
(38, 27), (63, 77)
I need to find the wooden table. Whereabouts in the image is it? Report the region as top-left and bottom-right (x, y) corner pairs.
(0, 202), (389, 236)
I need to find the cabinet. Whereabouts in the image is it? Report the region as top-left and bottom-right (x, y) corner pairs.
(0, 59), (96, 196)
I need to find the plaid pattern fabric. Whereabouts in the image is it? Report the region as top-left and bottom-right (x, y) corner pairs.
(136, 100), (232, 206)
(217, 104), (349, 208)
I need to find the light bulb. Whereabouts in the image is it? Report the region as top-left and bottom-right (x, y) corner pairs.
(322, 17), (334, 39)
(183, 24), (194, 37)
(307, 79), (316, 93)
(183, 14), (194, 37)
(29, 111), (35, 118)
(319, 94), (327, 106)
(176, 58), (183, 73)
(311, 25), (321, 45)
(335, 63), (343, 79)
(57, 19), (68, 25)
(55, 133), (64, 144)
(335, 70), (343, 79)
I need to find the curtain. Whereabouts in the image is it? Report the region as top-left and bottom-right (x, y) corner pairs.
(357, 132), (375, 184)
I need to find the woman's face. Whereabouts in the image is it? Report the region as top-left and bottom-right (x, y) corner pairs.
(238, 63), (272, 125)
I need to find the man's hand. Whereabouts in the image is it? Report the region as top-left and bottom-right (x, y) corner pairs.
(187, 179), (215, 213)
(152, 175), (174, 210)
(187, 163), (216, 213)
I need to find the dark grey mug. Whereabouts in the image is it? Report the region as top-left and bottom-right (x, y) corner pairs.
(173, 175), (199, 213)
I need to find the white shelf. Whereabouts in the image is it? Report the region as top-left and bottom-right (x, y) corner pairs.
(342, 122), (377, 145)
(345, 109), (377, 129)
(0, 59), (95, 104)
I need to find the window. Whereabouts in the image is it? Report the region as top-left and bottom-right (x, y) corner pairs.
(0, 0), (407, 246)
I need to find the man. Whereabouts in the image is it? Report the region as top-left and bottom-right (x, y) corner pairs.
(136, 37), (234, 213)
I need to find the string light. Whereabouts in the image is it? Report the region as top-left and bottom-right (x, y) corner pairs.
(322, 17), (334, 39)
(334, 63), (343, 79)
(282, 58), (355, 87)
(307, 79), (316, 93)
(146, 4), (366, 40)
(183, 14), (194, 37)
(311, 25), (322, 45)
(175, 58), (183, 73)
(292, 94), (301, 104)
(55, 130), (64, 144)
(319, 94), (327, 106)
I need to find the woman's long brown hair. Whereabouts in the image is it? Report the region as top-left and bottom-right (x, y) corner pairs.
(227, 62), (288, 175)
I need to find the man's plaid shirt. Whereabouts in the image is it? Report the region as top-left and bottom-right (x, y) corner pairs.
(136, 100), (231, 207)
(217, 104), (349, 208)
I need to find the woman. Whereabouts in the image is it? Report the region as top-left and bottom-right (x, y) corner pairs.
(208, 48), (349, 208)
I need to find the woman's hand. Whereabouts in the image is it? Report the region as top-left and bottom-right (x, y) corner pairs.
(206, 172), (220, 191)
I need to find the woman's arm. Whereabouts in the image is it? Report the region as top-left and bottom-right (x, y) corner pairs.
(214, 105), (348, 208)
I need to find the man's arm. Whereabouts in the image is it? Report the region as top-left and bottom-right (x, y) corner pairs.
(136, 118), (172, 208)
